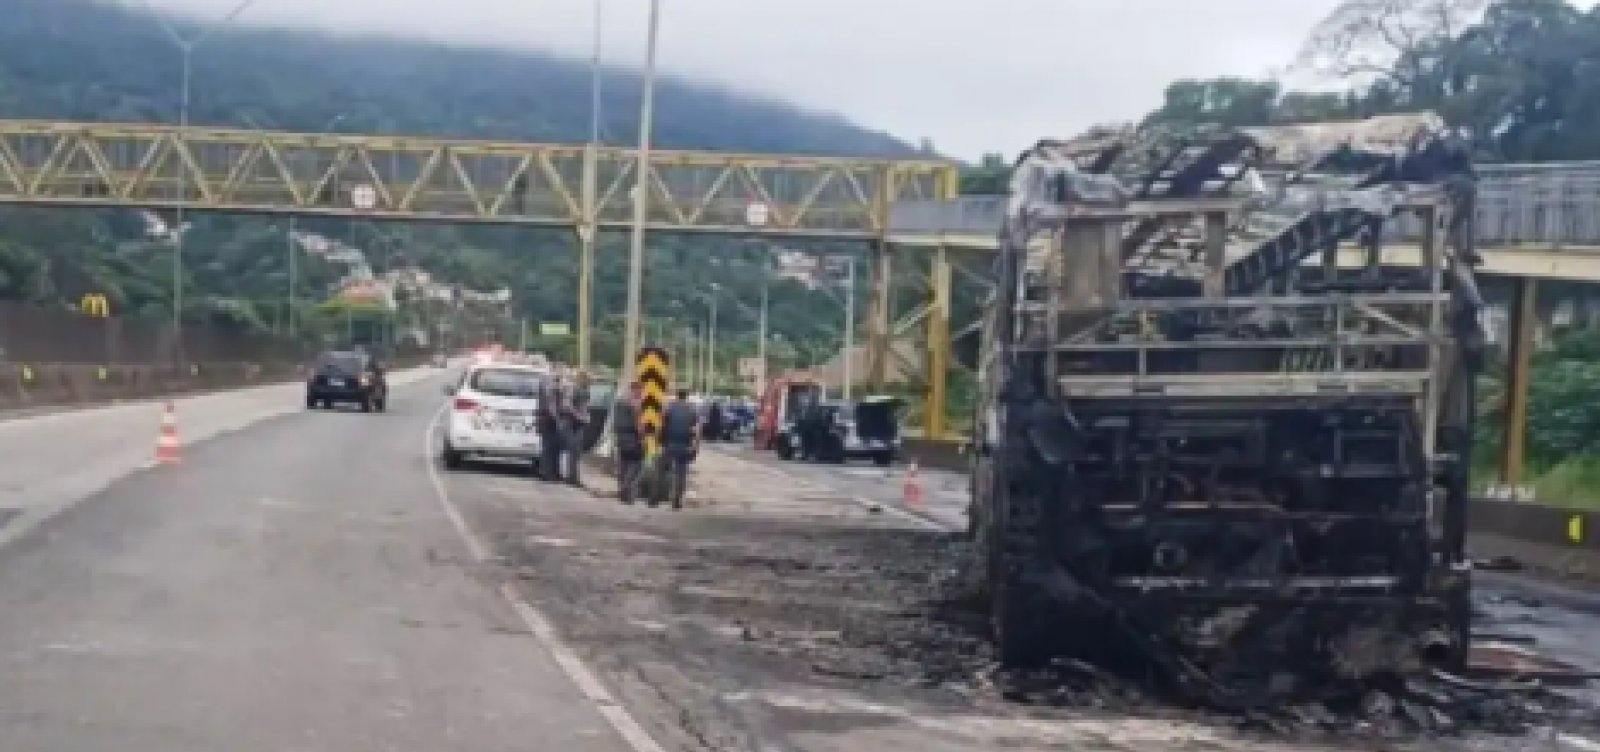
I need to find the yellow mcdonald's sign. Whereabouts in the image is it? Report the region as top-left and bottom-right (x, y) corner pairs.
(80, 293), (110, 318)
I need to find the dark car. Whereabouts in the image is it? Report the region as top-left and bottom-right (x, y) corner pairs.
(777, 395), (903, 465)
(305, 350), (388, 412)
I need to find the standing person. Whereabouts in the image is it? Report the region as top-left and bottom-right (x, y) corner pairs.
(705, 400), (725, 443)
(562, 370), (593, 487)
(612, 380), (646, 504)
(537, 373), (567, 482)
(660, 388), (701, 509)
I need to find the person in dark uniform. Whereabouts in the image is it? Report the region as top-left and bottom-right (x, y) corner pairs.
(659, 389), (700, 509)
(704, 400), (725, 442)
(537, 374), (568, 482)
(562, 371), (592, 487)
(612, 381), (646, 504)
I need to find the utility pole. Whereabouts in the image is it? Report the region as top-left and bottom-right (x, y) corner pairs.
(620, 0), (661, 388)
(757, 273), (769, 396)
(843, 257), (857, 401)
(680, 327), (693, 391)
(707, 283), (720, 395)
(287, 215), (297, 338)
(577, 0), (603, 370)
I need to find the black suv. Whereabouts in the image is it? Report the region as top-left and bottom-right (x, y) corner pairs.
(306, 350), (388, 412)
(777, 396), (903, 465)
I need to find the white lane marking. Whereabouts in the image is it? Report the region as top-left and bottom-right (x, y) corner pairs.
(851, 496), (948, 532)
(422, 402), (667, 752)
(1560, 734), (1600, 752)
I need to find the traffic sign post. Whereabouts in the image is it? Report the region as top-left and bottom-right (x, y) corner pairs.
(745, 201), (770, 227)
(351, 184), (377, 211)
(636, 346), (672, 504)
(637, 346), (671, 457)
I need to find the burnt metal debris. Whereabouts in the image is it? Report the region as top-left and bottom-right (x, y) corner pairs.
(967, 113), (1489, 709)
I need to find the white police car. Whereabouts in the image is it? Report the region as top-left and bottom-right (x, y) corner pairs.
(440, 362), (549, 472)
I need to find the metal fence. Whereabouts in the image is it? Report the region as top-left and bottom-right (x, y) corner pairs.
(0, 302), (300, 365)
(890, 162), (1600, 247)
(889, 196), (1006, 236)
(0, 302), (433, 411)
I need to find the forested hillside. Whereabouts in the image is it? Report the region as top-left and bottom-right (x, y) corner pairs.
(952, 0), (1600, 183)
(0, 0), (922, 370)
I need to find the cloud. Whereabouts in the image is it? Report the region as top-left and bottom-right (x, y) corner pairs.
(138, 0), (1380, 159)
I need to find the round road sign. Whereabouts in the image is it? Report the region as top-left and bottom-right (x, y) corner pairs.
(745, 201), (770, 227)
(351, 184), (378, 211)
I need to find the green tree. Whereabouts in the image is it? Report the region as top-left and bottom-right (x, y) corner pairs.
(1144, 78), (1282, 128)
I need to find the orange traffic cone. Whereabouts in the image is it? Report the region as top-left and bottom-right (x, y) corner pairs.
(902, 460), (923, 507)
(155, 401), (181, 465)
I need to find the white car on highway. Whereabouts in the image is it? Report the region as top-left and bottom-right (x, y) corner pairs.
(440, 362), (549, 472)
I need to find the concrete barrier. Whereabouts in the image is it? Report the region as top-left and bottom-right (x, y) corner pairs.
(0, 357), (424, 415)
(902, 437), (968, 473)
(1474, 498), (1595, 552)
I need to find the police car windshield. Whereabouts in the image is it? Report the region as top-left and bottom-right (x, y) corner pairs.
(470, 368), (544, 398)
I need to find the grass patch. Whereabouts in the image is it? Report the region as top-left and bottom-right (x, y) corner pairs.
(1529, 456), (1600, 511)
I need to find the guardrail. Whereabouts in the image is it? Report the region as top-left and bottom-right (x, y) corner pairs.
(0, 361), (300, 411)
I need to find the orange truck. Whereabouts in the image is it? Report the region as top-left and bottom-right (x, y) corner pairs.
(753, 372), (825, 451)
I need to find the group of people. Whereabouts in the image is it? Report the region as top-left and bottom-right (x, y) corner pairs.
(536, 368), (592, 486)
(533, 370), (709, 508)
(610, 383), (700, 508)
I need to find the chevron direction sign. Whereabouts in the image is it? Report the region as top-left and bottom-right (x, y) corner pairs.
(637, 346), (671, 456)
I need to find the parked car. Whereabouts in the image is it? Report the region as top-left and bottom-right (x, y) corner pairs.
(305, 350), (388, 412)
(440, 361), (549, 472)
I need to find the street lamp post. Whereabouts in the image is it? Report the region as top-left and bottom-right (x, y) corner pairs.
(843, 258), (856, 401)
(146, 0), (260, 342)
(246, 111), (343, 340)
(619, 0), (661, 389)
(577, 0), (604, 370)
(757, 272), (769, 394)
(684, 326), (698, 393)
(823, 257), (857, 401)
(707, 283), (720, 394)
(287, 215), (297, 336)
(285, 113), (346, 339)
(699, 324), (709, 393)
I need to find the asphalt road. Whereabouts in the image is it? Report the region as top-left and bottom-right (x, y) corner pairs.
(0, 370), (635, 752)
(3, 375), (1598, 752)
(446, 441), (1323, 752)
(703, 442), (972, 531)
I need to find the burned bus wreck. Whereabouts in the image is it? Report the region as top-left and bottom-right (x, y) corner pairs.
(967, 114), (1485, 707)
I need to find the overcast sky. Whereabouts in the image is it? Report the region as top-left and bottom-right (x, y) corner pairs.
(129, 1), (1543, 159)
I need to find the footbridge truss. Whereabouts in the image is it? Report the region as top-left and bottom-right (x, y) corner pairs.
(0, 119), (957, 238)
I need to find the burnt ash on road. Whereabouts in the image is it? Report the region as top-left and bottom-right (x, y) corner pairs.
(443, 445), (1600, 752)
